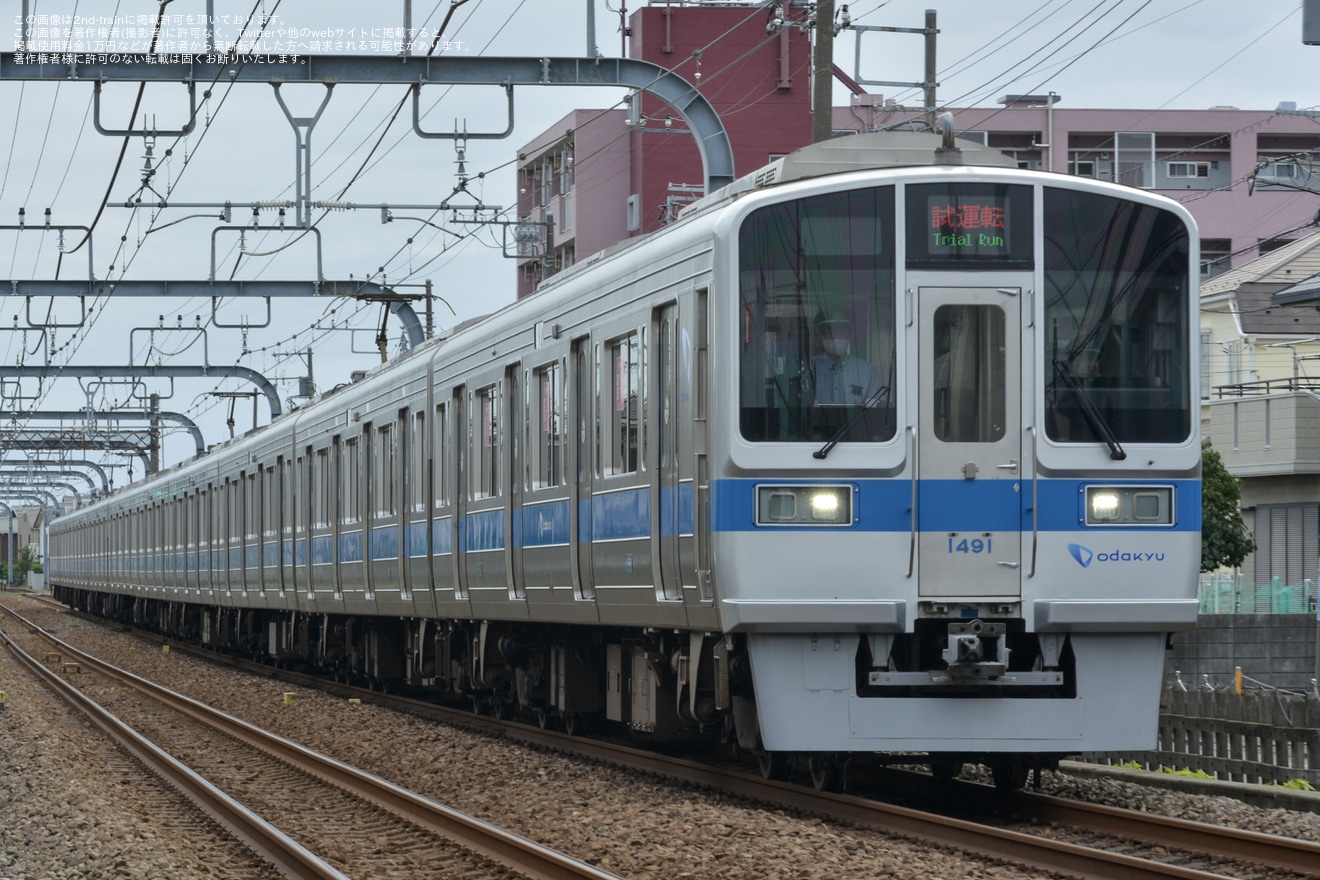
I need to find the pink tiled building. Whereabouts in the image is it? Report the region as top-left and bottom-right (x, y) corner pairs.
(516, 3), (1320, 298)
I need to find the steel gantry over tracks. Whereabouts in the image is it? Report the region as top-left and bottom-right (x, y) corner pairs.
(0, 53), (735, 194)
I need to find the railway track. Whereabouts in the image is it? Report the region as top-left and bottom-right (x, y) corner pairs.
(11, 593), (1320, 880)
(0, 601), (623, 880)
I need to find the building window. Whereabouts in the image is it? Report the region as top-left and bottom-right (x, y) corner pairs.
(1200, 238), (1232, 279)
(1115, 131), (1155, 188)
(1069, 160), (1096, 177)
(1259, 236), (1296, 255)
(1168, 161), (1210, 178)
(1258, 161), (1299, 179)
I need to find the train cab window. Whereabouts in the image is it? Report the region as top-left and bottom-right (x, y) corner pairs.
(473, 384), (500, 499)
(738, 186), (897, 444)
(534, 361), (564, 488)
(608, 332), (642, 475)
(1042, 188), (1192, 444)
(931, 305), (1006, 442)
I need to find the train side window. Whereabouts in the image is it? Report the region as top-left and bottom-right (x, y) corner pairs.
(364, 425), (375, 528)
(594, 345), (603, 477)
(473, 384), (500, 499)
(370, 421), (397, 518)
(385, 419), (398, 515)
(313, 448), (330, 529)
(434, 402), (449, 507)
(507, 366), (522, 495)
(343, 437), (361, 524)
(263, 465), (277, 575)
(608, 331), (642, 475)
(246, 471), (259, 573)
(533, 360), (564, 488)
(410, 410), (427, 513)
(197, 488), (207, 577)
(228, 478), (241, 582)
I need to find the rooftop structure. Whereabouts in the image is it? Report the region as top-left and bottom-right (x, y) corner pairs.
(515, 3), (1320, 297)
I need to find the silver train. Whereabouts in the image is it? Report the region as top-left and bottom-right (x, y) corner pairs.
(49, 132), (1201, 789)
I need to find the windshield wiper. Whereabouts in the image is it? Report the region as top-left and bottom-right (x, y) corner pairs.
(1052, 359), (1126, 461)
(813, 387), (889, 459)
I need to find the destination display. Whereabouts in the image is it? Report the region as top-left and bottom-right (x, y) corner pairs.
(906, 183), (1033, 266)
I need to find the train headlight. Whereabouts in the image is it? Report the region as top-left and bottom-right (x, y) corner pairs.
(1089, 491), (1120, 522)
(810, 491), (840, 520)
(1083, 486), (1174, 526)
(757, 484), (853, 526)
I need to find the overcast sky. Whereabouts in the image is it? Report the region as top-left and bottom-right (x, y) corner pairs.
(0, 0), (1316, 477)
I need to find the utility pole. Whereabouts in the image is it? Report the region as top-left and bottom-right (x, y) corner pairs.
(149, 393), (161, 475)
(812, 0), (835, 144)
(923, 9), (938, 131)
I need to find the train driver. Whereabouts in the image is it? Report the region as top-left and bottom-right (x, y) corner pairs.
(813, 311), (885, 406)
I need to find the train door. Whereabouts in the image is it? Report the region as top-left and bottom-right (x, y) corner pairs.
(652, 304), (683, 602)
(569, 336), (595, 600)
(452, 386), (470, 600)
(332, 437), (345, 601)
(363, 423), (376, 600)
(506, 365), (527, 601)
(916, 286), (1022, 599)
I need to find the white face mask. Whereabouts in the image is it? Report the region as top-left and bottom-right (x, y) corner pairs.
(823, 338), (850, 358)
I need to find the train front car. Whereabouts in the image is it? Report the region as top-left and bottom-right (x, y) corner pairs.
(715, 145), (1200, 787)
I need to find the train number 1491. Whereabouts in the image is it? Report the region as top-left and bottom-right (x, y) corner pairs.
(948, 537), (992, 554)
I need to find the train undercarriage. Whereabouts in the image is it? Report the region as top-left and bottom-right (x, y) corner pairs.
(54, 586), (1066, 792)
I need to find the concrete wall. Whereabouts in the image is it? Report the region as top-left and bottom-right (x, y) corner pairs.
(1168, 614), (1320, 691)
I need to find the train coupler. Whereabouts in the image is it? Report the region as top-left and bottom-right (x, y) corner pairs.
(937, 619), (1007, 681)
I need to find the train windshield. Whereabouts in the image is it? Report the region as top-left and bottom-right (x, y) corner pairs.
(738, 186), (898, 444)
(1043, 188), (1192, 445)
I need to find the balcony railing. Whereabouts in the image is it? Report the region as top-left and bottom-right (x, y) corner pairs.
(1213, 378), (1320, 397)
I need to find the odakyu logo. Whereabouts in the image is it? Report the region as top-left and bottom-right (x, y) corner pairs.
(1067, 543), (1165, 568)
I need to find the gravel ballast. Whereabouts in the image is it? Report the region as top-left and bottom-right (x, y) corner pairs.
(4, 593), (1319, 879)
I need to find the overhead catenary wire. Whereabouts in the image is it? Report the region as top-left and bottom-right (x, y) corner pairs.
(19, 0), (289, 432)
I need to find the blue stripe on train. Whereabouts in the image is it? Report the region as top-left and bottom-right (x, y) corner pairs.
(392, 477), (1193, 555)
(711, 478), (1200, 533)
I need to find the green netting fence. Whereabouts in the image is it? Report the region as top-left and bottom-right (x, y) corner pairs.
(1198, 573), (1317, 614)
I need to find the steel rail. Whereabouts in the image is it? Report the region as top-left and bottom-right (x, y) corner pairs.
(1, 604), (623, 880)
(1014, 792), (1320, 877)
(39, 601), (1317, 880)
(0, 620), (347, 880)
(153, 645), (1280, 880)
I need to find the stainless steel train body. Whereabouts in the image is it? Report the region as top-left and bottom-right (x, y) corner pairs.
(48, 133), (1201, 778)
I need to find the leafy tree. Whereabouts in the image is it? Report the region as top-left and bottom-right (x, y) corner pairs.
(1201, 441), (1254, 572)
(0, 548), (43, 588)
(18, 547), (41, 576)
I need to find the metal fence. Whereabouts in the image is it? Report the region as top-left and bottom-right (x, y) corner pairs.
(1091, 688), (1320, 788)
(1198, 573), (1317, 614)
